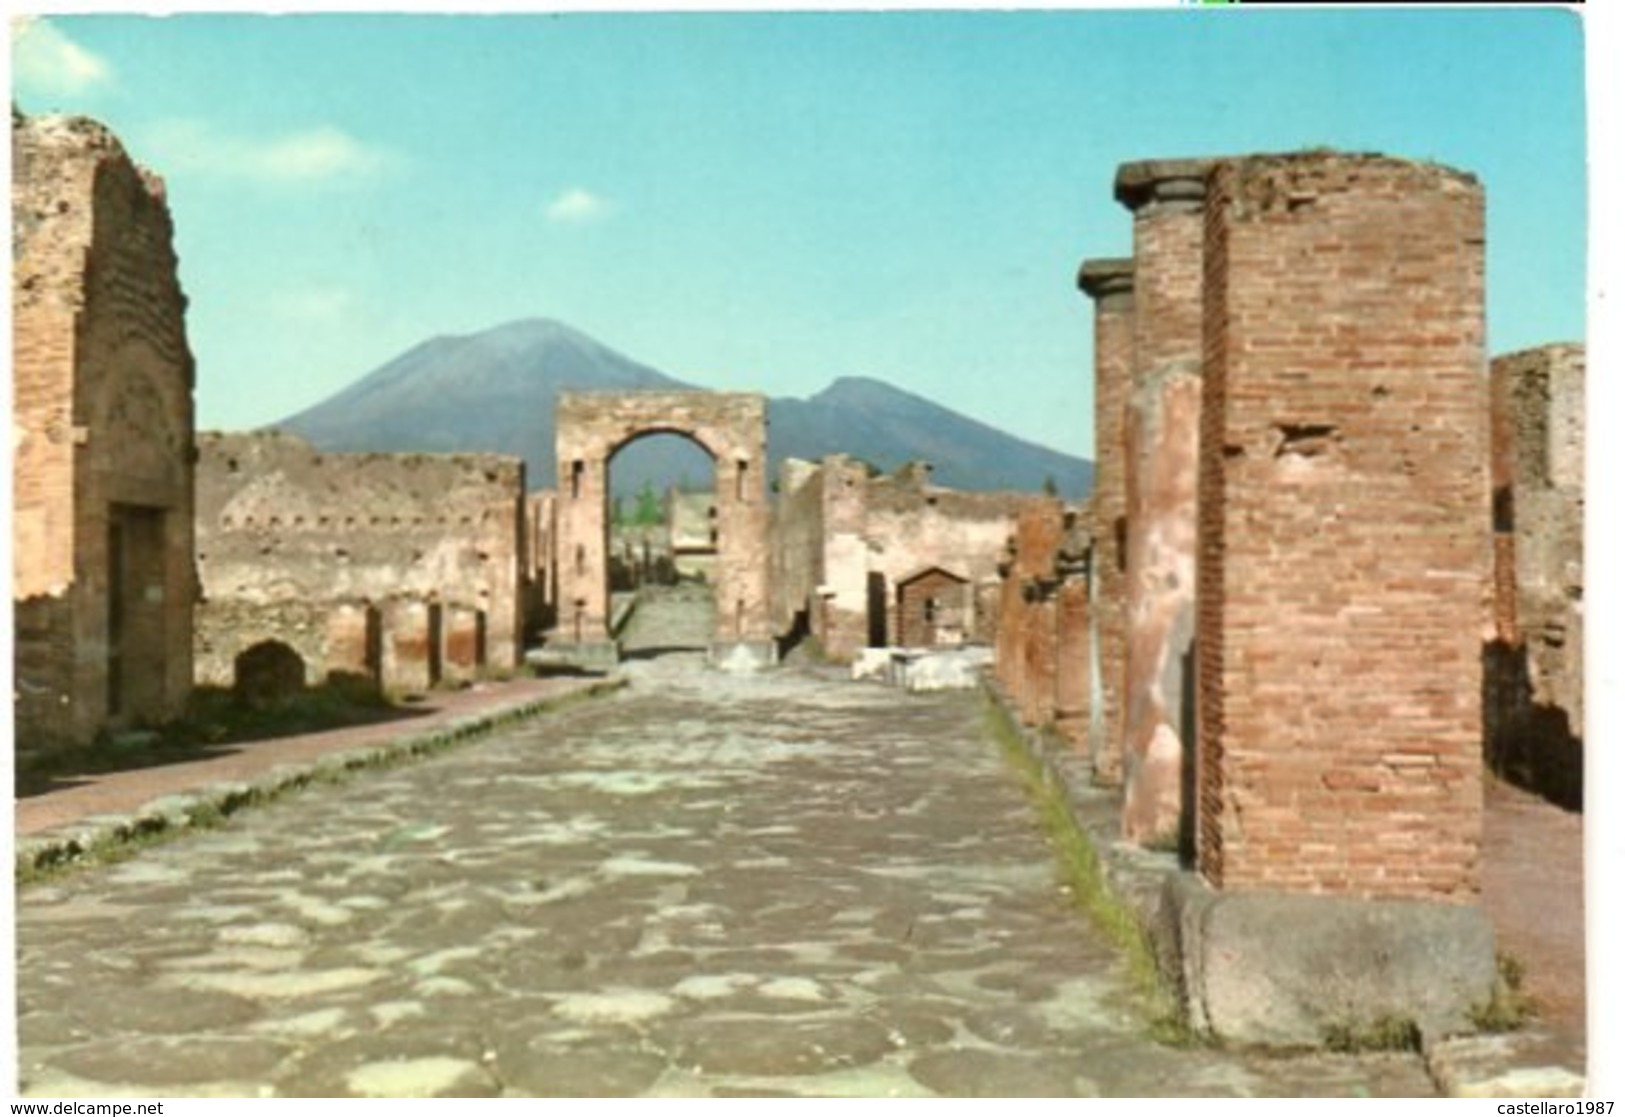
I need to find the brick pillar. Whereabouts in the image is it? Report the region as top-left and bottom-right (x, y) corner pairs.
(1078, 257), (1134, 784)
(381, 598), (442, 695)
(1197, 152), (1487, 899)
(324, 601), (380, 685)
(1115, 159), (1212, 845)
(994, 536), (1021, 700)
(1054, 519), (1092, 751)
(442, 604), (486, 683)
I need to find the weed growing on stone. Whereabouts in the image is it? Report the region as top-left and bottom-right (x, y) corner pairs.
(1322, 1015), (1423, 1053)
(1470, 952), (1535, 1033)
(982, 695), (1190, 1046)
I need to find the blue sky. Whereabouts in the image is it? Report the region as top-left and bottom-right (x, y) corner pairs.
(9, 6), (1588, 459)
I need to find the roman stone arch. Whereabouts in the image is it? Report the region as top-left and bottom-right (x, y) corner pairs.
(552, 391), (774, 668)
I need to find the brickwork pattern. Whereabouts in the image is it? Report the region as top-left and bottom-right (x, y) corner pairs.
(1197, 152), (1488, 900)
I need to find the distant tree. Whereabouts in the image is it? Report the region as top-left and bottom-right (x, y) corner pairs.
(633, 481), (663, 526)
(610, 494), (627, 527)
(1042, 474), (1059, 498)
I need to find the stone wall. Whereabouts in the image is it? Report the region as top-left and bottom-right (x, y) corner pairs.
(12, 111), (196, 751)
(195, 431), (526, 693)
(1486, 343), (1585, 808)
(1197, 152), (1487, 900)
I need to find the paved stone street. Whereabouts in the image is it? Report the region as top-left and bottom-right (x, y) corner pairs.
(14, 592), (1435, 1097)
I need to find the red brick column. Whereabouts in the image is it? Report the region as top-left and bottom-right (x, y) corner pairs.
(1077, 258), (1134, 784)
(1197, 152), (1487, 900)
(1054, 532), (1092, 751)
(1115, 159), (1212, 845)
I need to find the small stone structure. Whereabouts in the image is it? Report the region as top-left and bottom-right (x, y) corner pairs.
(194, 431), (527, 695)
(553, 391), (773, 669)
(12, 111), (197, 752)
(771, 457), (1047, 662)
(896, 565), (971, 648)
(1485, 343), (1585, 807)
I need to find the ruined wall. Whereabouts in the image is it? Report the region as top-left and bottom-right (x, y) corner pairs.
(1115, 159), (1212, 844)
(769, 456), (1043, 661)
(195, 431), (526, 690)
(12, 111), (196, 750)
(1197, 152), (1487, 901)
(863, 467), (1042, 648)
(1486, 343), (1585, 807)
(1078, 258), (1134, 783)
(769, 458), (826, 641)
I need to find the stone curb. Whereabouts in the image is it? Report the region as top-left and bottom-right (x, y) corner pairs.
(981, 680), (1588, 1099)
(15, 676), (628, 883)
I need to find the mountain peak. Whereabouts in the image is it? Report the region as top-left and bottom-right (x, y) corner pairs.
(275, 318), (1093, 499)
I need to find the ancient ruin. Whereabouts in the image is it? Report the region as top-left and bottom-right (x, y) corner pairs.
(1485, 343), (1586, 807)
(551, 391), (774, 669)
(1115, 158), (1210, 846)
(11, 111), (197, 752)
(1076, 257), (1133, 784)
(771, 456), (1047, 663)
(1196, 152), (1488, 900)
(194, 431), (528, 695)
(985, 148), (1545, 1046)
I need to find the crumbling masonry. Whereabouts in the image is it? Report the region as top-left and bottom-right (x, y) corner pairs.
(1485, 343), (1585, 808)
(771, 456), (1047, 663)
(194, 431), (527, 695)
(12, 111), (197, 753)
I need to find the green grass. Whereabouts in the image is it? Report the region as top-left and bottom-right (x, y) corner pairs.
(983, 697), (1190, 1045)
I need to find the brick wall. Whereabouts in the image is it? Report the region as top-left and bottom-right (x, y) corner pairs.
(1197, 152), (1488, 900)
(12, 111), (195, 751)
(195, 431), (526, 690)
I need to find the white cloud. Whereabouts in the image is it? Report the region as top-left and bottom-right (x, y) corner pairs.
(142, 119), (395, 186)
(12, 17), (113, 99)
(546, 187), (612, 224)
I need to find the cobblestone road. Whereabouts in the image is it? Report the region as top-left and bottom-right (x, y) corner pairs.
(14, 591), (1436, 1097)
